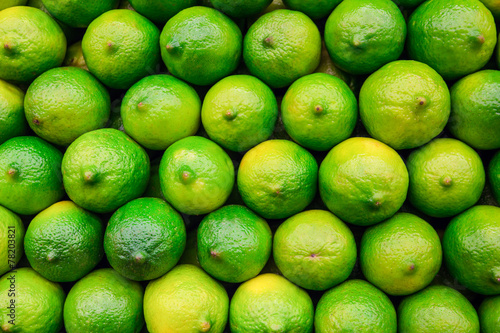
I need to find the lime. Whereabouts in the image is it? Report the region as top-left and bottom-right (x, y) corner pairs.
(41, 0), (119, 27)
(62, 128), (150, 213)
(201, 75), (278, 152)
(0, 6), (66, 83)
(144, 264), (229, 333)
(407, 138), (485, 217)
(479, 295), (500, 333)
(0, 0), (27, 10)
(273, 210), (356, 291)
(283, 0), (341, 19)
(128, 0), (197, 25)
(359, 60), (451, 150)
(0, 205), (24, 276)
(121, 74), (201, 150)
(63, 41), (88, 71)
(490, 150), (500, 204)
(0, 79), (27, 145)
(211, 0), (272, 18)
(230, 273), (314, 332)
(143, 158), (164, 199)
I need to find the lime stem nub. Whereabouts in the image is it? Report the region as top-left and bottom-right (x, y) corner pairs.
(263, 36), (274, 48)
(409, 264), (415, 271)
(417, 97), (427, 107)
(441, 176), (453, 187)
(32, 118), (40, 125)
(200, 322), (211, 332)
(166, 44), (173, 52)
(478, 35), (485, 44)
(84, 171), (97, 183)
(314, 105), (323, 114)
(224, 109), (236, 120)
(210, 250), (219, 258)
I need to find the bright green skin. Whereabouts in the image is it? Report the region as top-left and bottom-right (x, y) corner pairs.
(449, 70), (500, 150)
(144, 264), (229, 333)
(281, 73), (358, 151)
(25, 67), (110, 147)
(273, 210), (356, 291)
(197, 205), (272, 283)
(104, 197), (186, 281)
(143, 159), (164, 199)
(0, 6), (66, 83)
(443, 205), (500, 295)
(64, 268), (144, 333)
(211, 0), (272, 18)
(159, 136), (234, 215)
(201, 75), (278, 152)
(63, 41), (88, 71)
(62, 129), (150, 213)
(0, 136), (64, 215)
(238, 140), (318, 219)
(0, 205), (24, 276)
(324, 0), (406, 75)
(319, 137), (409, 226)
(0, 79), (27, 145)
(360, 60), (451, 150)
(283, 0), (342, 19)
(481, 0), (500, 19)
(0, 0), (27, 10)
(160, 6), (242, 86)
(0, 268), (65, 333)
(490, 151), (500, 204)
(408, 0), (497, 80)
(121, 74), (201, 150)
(129, 0), (197, 24)
(392, 0), (425, 8)
(479, 296), (500, 333)
(230, 273), (314, 333)
(82, 9), (160, 90)
(361, 213), (442, 296)
(407, 138), (485, 218)
(315, 279), (397, 333)
(398, 285), (480, 333)
(244, 9), (321, 88)
(41, 0), (119, 27)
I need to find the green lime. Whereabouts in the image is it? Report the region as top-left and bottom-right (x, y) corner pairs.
(0, 136), (64, 215)
(324, 0), (406, 75)
(398, 285), (480, 332)
(129, 0), (196, 25)
(490, 151), (500, 204)
(64, 268), (144, 333)
(82, 9), (160, 90)
(281, 73), (358, 151)
(481, 0), (500, 19)
(0, 205), (24, 276)
(144, 264), (229, 333)
(273, 210), (356, 291)
(62, 128), (150, 213)
(315, 279), (397, 333)
(449, 70), (500, 150)
(212, 0), (272, 18)
(479, 295), (500, 333)
(41, 0), (119, 27)
(359, 60), (451, 150)
(160, 6), (242, 86)
(230, 273), (314, 332)
(143, 158), (164, 199)
(0, 6), (66, 83)
(159, 136), (234, 215)
(243, 9), (321, 88)
(197, 205), (272, 283)
(0, 268), (65, 333)
(201, 75), (278, 152)
(0, 0), (27, 10)
(63, 41), (88, 71)
(319, 137), (409, 226)
(407, 138), (485, 218)
(408, 0), (497, 80)
(237, 139), (318, 219)
(0, 79), (28, 145)
(178, 230), (200, 267)
(121, 74), (201, 150)
(283, 0), (341, 19)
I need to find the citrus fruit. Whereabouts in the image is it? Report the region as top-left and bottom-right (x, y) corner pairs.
(82, 9), (160, 90)
(281, 73), (358, 151)
(0, 268), (65, 333)
(0, 136), (64, 215)
(121, 74), (201, 150)
(359, 60), (451, 150)
(41, 0), (119, 27)
(273, 209), (356, 291)
(143, 158), (164, 199)
(315, 279), (397, 333)
(449, 70), (500, 150)
(243, 9), (321, 88)
(211, 0), (272, 18)
(319, 137), (409, 226)
(283, 0), (342, 19)
(479, 295), (500, 333)
(0, 6), (66, 83)
(0, 0), (27, 10)
(63, 268), (144, 333)
(0, 79), (28, 145)
(407, 138), (485, 217)
(201, 75), (278, 152)
(62, 128), (150, 213)
(490, 150), (500, 204)
(480, 0), (500, 19)
(24, 67), (110, 147)
(230, 273), (314, 332)
(197, 205), (272, 283)
(0, 205), (24, 276)
(237, 139), (318, 219)
(407, 0), (497, 80)
(160, 6), (242, 86)
(144, 264), (229, 333)
(398, 285), (480, 332)
(128, 0), (196, 25)
(63, 41), (88, 71)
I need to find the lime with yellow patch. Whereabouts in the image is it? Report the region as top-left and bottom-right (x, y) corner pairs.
(63, 41), (88, 71)
(0, 79), (27, 145)
(490, 150), (500, 204)
(127, 0), (197, 25)
(0, 205), (24, 276)
(41, 0), (119, 27)
(211, 0), (272, 18)
(479, 295), (500, 333)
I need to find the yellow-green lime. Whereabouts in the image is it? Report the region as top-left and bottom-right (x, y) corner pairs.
(283, 0), (342, 19)
(211, 0), (272, 18)
(201, 75), (278, 152)
(237, 139), (318, 219)
(479, 295), (500, 333)
(143, 158), (164, 199)
(490, 151), (500, 204)
(63, 41), (88, 71)
(128, 0), (197, 25)
(41, 0), (119, 27)
(315, 279), (397, 333)
(230, 273), (314, 332)
(144, 264), (229, 333)
(480, 0), (500, 19)
(281, 73), (358, 151)
(63, 268), (144, 333)
(0, 205), (24, 276)
(273, 210), (356, 291)
(0, 79), (27, 145)
(62, 128), (150, 213)
(0, 0), (27, 10)
(407, 138), (485, 217)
